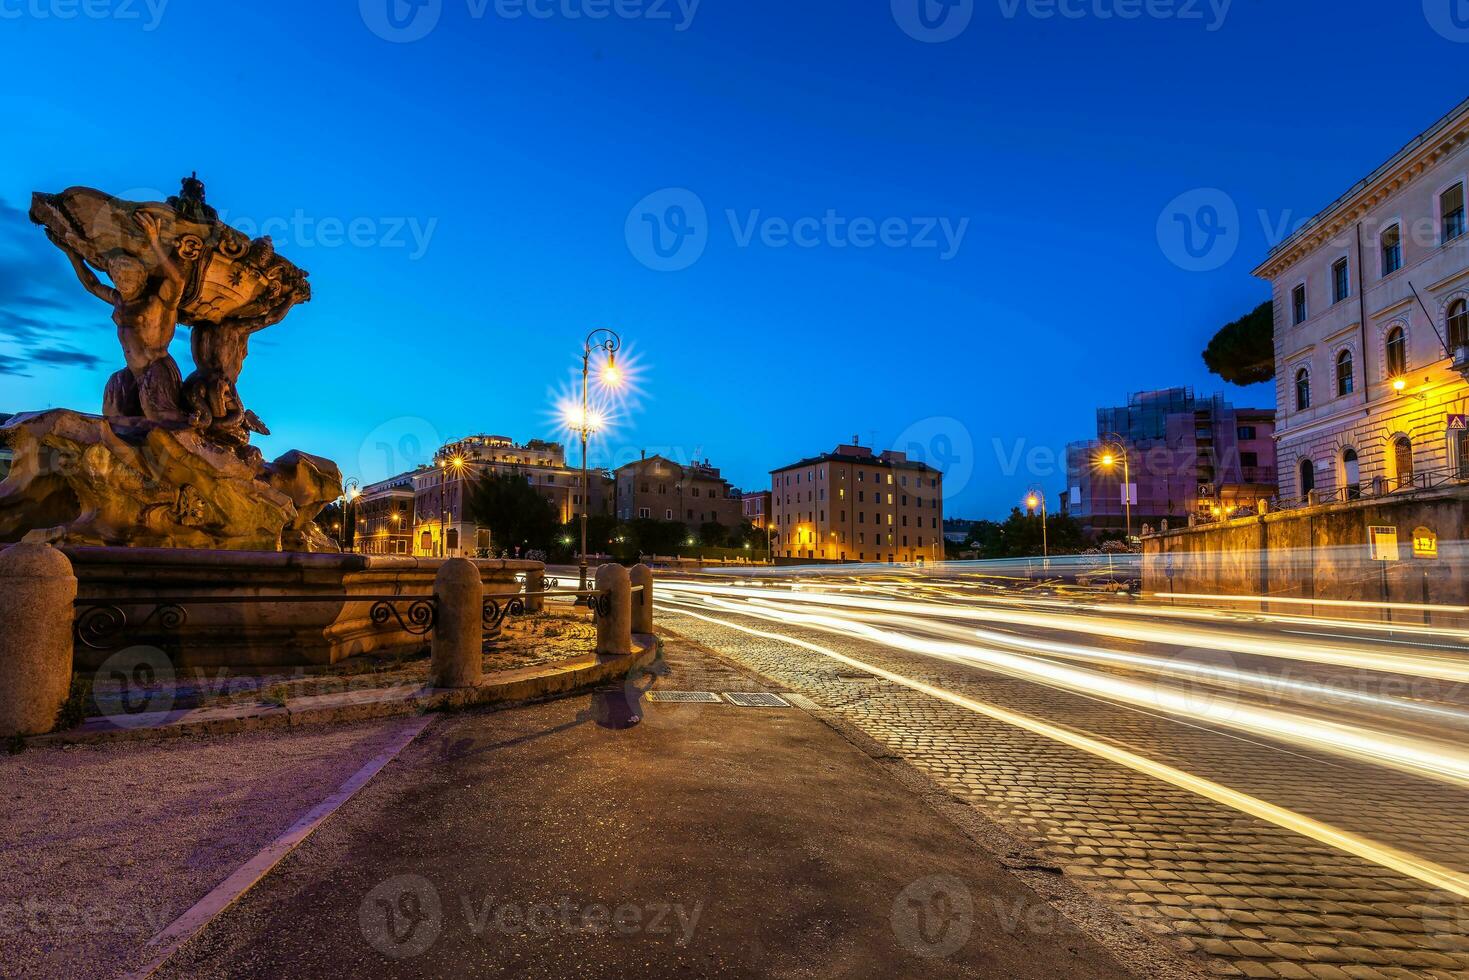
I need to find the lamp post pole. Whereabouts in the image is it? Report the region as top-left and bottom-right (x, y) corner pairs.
(579, 328), (621, 591)
(1100, 433), (1132, 542)
(1026, 487), (1048, 563)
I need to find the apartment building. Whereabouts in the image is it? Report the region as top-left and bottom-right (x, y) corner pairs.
(613, 452), (742, 527)
(770, 442), (944, 564)
(1256, 98), (1469, 502)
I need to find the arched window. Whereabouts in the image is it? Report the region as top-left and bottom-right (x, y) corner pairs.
(1342, 448), (1361, 500)
(1385, 326), (1407, 377)
(1392, 436), (1414, 490)
(1449, 299), (1469, 352)
(1336, 350), (1354, 396)
(1299, 459), (1315, 495)
(1295, 368), (1311, 411)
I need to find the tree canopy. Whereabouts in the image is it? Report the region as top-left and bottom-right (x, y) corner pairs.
(1203, 300), (1275, 386)
(464, 470), (558, 553)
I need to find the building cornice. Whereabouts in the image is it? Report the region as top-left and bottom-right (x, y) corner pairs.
(1253, 99), (1469, 282)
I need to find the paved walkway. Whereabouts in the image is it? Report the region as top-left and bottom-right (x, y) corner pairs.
(153, 638), (1155, 979)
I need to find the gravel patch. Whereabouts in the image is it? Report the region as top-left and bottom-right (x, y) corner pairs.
(0, 719), (425, 980)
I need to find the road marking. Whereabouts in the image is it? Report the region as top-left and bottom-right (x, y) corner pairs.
(664, 603), (1469, 900)
(121, 716), (433, 979)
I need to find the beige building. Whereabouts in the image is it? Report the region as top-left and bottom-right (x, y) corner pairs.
(613, 452), (742, 527)
(360, 434), (611, 557)
(1257, 98), (1469, 503)
(770, 443), (944, 564)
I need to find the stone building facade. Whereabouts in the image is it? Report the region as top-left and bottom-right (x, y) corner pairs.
(770, 443), (944, 564)
(613, 453), (742, 528)
(359, 434), (612, 558)
(1257, 97), (1469, 503)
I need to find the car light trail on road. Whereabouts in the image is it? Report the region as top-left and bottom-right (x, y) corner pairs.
(659, 599), (1469, 901)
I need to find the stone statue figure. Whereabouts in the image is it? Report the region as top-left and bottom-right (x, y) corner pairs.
(0, 176), (343, 552)
(50, 211), (187, 425)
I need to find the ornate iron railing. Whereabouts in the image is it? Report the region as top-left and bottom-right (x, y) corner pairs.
(72, 594), (440, 651)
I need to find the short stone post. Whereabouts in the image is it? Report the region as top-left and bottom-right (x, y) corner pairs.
(630, 564), (654, 635)
(432, 558), (483, 689)
(594, 563), (633, 657)
(0, 543), (78, 737)
(525, 567), (545, 614)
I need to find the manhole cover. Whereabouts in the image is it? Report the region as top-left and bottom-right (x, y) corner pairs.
(645, 691), (724, 704)
(723, 692), (792, 709)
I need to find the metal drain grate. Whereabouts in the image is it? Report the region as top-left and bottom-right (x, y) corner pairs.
(645, 691), (724, 704)
(723, 692), (792, 709)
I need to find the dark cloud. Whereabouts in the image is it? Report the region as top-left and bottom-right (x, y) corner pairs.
(30, 347), (103, 369)
(0, 195), (108, 352)
(0, 354), (32, 377)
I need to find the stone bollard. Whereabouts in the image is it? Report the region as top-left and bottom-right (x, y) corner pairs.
(432, 559), (483, 689)
(594, 563), (634, 657)
(0, 543), (78, 737)
(525, 567), (545, 614)
(630, 564), (654, 635)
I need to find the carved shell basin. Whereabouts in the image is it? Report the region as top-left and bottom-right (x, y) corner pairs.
(30, 186), (311, 325)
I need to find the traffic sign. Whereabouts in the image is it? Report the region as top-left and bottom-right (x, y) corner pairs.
(1368, 525), (1400, 562)
(1448, 414), (1468, 432)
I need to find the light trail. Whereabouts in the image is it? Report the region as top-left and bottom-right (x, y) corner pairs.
(661, 579), (1469, 684)
(660, 600), (1469, 901)
(1155, 591), (1469, 615)
(675, 592), (1469, 790)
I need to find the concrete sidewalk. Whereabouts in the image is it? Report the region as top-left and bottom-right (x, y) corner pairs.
(153, 636), (1167, 979)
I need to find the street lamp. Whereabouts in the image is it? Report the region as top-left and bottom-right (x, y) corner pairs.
(573, 328), (622, 591)
(1025, 487), (1048, 563)
(1096, 433), (1132, 541)
(438, 454), (465, 558)
(339, 480), (361, 554)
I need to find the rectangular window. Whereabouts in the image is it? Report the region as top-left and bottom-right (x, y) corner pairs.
(1381, 224), (1402, 275)
(1444, 183), (1466, 243)
(1332, 258), (1350, 303)
(1292, 284), (1307, 324)
(1240, 451), (1259, 467)
(1237, 425), (1256, 440)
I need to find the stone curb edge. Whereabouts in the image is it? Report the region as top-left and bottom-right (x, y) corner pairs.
(29, 636), (661, 747)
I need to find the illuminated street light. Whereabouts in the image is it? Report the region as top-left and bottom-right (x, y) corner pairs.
(1025, 486), (1048, 563)
(1393, 378), (1408, 392)
(573, 328), (623, 591)
(1097, 433), (1133, 542)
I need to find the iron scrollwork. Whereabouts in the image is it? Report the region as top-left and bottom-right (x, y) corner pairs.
(74, 602), (188, 651)
(369, 598), (438, 636)
(482, 596), (527, 632)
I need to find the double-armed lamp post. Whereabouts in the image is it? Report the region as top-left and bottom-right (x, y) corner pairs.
(572, 328), (623, 590)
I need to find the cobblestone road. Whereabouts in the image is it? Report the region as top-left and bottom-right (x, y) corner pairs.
(655, 587), (1469, 980)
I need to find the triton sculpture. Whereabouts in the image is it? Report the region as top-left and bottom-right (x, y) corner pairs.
(0, 176), (342, 551)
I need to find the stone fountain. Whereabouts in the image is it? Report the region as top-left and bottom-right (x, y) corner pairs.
(0, 175), (341, 552)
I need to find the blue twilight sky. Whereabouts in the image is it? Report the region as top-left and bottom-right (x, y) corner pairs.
(0, 1), (1464, 518)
